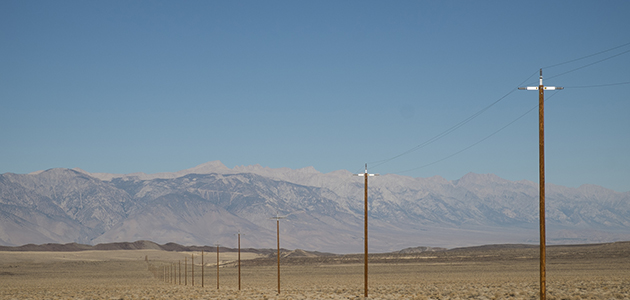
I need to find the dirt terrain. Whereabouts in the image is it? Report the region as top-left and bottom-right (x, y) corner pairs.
(1, 242), (629, 299)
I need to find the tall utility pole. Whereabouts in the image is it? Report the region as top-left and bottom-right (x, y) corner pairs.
(184, 256), (188, 286)
(270, 214), (287, 294)
(354, 163), (378, 298)
(519, 69), (563, 300)
(179, 260), (181, 285)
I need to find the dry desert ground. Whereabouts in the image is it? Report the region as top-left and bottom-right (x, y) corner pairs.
(1, 242), (629, 300)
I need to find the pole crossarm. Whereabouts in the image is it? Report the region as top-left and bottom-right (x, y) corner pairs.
(518, 69), (563, 91)
(354, 164), (379, 178)
(518, 86), (564, 90)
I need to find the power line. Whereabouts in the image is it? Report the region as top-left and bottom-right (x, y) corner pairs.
(547, 48), (630, 80)
(367, 70), (539, 171)
(565, 81), (630, 88)
(392, 92), (560, 175)
(543, 41), (630, 69)
(361, 42), (630, 175)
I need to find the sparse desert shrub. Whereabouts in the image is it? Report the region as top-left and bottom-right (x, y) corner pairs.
(614, 293), (625, 299)
(410, 294), (428, 300)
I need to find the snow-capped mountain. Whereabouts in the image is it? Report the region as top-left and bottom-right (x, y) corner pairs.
(1, 161), (628, 253)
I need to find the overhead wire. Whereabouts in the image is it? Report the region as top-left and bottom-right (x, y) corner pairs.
(366, 70), (540, 171)
(542, 41), (630, 69)
(547, 48), (630, 80)
(390, 73), (629, 175)
(564, 81), (630, 88)
(356, 41), (630, 174)
(392, 92), (561, 175)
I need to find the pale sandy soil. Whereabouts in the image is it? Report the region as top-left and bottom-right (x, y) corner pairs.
(0, 249), (261, 264)
(1, 249), (629, 300)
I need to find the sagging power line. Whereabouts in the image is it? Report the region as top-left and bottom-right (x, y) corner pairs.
(543, 41), (630, 69)
(367, 42), (629, 175)
(366, 70), (540, 173)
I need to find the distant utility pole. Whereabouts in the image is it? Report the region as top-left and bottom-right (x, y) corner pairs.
(201, 250), (205, 288)
(191, 253), (195, 286)
(270, 214), (287, 294)
(215, 244), (220, 289)
(236, 231), (244, 291)
(185, 256), (188, 286)
(354, 163), (378, 299)
(519, 69), (563, 300)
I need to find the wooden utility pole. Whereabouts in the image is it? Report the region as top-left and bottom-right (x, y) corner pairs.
(354, 164), (378, 298)
(202, 250), (204, 287)
(270, 214), (287, 294)
(191, 254), (195, 286)
(215, 244), (220, 289)
(184, 256), (188, 286)
(179, 260), (181, 285)
(237, 231), (243, 291)
(519, 69), (563, 300)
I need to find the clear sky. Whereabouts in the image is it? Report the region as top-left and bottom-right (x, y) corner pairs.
(2, 1), (629, 192)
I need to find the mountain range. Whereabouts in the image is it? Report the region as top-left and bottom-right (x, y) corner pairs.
(1, 161), (629, 253)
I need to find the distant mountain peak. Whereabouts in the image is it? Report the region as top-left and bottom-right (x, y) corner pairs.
(296, 166), (319, 174)
(183, 161), (229, 174)
(455, 172), (505, 186)
(71, 168), (90, 175)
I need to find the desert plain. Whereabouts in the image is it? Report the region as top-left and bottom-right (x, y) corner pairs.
(1, 242), (629, 300)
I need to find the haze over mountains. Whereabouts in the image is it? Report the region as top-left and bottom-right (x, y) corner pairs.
(1, 161), (629, 253)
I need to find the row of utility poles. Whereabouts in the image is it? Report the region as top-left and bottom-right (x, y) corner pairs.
(153, 229), (273, 293)
(352, 69), (559, 300)
(151, 74), (557, 299)
(157, 247), (222, 288)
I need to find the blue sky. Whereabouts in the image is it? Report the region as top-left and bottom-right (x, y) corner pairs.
(2, 1), (629, 192)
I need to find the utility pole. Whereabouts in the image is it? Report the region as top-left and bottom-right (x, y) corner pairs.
(179, 260), (181, 285)
(201, 250), (204, 288)
(354, 163), (378, 298)
(185, 256), (188, 286)
(270, 214), (287, 294)
(519, 69), (563, 300)
(215, 244), (220, 289)
(191, 253), (194, 286)
(237, 231), (242, 291)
